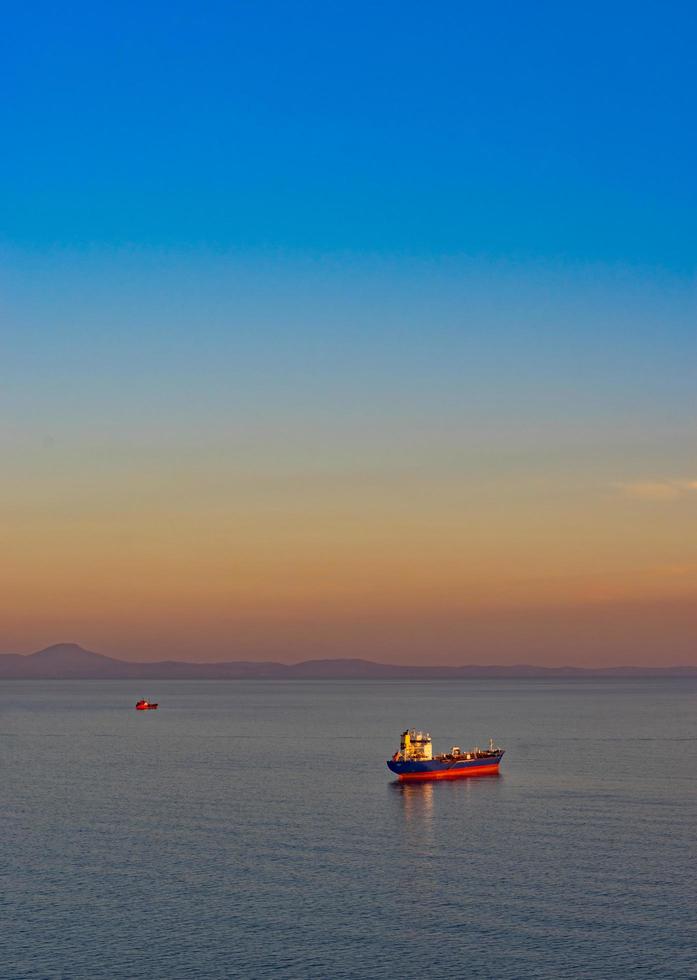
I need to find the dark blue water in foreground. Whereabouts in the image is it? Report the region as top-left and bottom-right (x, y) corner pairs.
(2, 679), (696, 979)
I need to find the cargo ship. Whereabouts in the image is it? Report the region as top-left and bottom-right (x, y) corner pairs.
(387, 729), (504, 781)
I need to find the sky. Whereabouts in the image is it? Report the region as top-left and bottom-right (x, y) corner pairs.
(1, 1), (695, 665)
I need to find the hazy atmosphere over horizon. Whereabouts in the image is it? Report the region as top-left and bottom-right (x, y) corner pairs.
(2, 1), (695, 666)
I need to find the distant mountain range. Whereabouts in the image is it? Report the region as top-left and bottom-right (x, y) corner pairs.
(0, 643), (695, 680)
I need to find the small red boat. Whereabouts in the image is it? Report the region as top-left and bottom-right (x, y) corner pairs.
(135, 699), (158, 710)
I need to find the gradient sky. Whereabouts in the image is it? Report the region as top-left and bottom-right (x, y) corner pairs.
(1, 2), (696, 664)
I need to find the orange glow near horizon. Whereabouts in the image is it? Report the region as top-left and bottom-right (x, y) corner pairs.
(2, 446), (696, 666)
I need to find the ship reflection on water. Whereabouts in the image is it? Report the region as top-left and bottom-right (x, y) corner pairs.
(389, 781), (436, 840)
(394, 778), (435, 823)
(390, 771), (502, 837)
(391, 780), (436, 845)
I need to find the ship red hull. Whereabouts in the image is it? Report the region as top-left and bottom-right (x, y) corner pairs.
(387, 750), (504, 780)
(396, 762), (500, 781)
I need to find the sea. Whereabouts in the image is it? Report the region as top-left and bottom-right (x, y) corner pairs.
(1, 678), (696, 979)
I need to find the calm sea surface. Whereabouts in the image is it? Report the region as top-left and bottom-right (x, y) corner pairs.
(1, 679), (696, 979)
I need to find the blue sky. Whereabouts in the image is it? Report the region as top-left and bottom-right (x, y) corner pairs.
(2, 1), (696, 266)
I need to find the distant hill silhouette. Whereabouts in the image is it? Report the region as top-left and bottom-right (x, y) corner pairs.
(0, 643), (695, 679)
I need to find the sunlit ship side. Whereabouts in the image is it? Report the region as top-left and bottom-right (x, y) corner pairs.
(387, 729), (504, 781)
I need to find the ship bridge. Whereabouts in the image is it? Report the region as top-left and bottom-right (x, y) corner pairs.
(399, 729), (433, 761)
